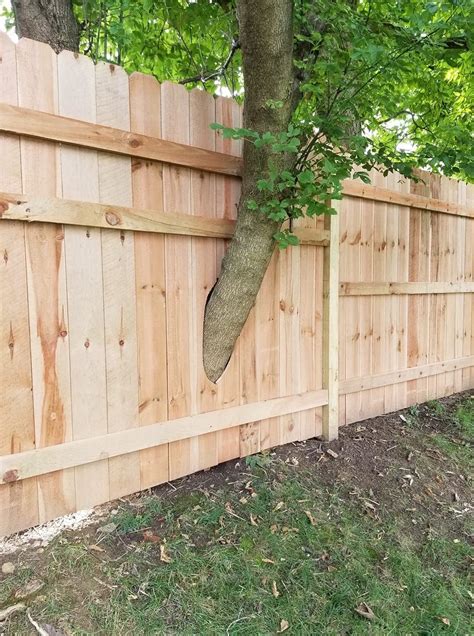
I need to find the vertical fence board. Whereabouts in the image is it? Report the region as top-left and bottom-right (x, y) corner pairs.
(407, 174), (430, 404)
(344, 196), (362, 424)
(239, 306), (260, 456)
(279, 243), (302, 442)
(17, 38), (76, 523)
(189, 87), (219, 472)
(257, 251), (281, 450)
(0, 33), (38, 536)
(129, 73), (169, 489)
(322, 207), (339, 440)
(371, 170), (388, 416)
(58, 50), (109, 510)
(95, 61), (140, 500)
(395, 174), (409, 410)
(161, 82), (193, 480)
(463, 186), (474, 389)
(358, 184), (374, 420)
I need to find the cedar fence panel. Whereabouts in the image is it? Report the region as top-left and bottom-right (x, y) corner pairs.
(0, 37), (473, 536)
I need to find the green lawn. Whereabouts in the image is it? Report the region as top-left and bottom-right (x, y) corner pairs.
(1, 393), (472, 635)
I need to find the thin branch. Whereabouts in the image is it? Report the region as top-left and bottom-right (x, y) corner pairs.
(179, 38), (240, 85)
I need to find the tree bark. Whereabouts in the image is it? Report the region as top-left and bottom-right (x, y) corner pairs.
(203, 0), (297, 382)
(12, 0), (80, 53)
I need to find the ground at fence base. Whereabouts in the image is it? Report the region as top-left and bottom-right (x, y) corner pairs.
(0, 391), (471, 634)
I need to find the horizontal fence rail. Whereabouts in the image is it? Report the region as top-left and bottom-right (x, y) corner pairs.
(0, 390), (329, 485)
(340, 282), (474, 295)
(0, 192), (330, 245)
(0, 103), (242, 176)
(0, 104), (473, 219)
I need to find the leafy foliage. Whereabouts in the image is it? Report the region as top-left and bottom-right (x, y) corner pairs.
(2, 0), (472, 245)
(73, 0), (242, 94)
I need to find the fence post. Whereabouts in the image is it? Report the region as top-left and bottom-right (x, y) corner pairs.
(322, 200), (340, 440)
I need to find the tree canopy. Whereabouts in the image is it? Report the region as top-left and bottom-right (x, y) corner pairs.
(2, 0), (473, 380)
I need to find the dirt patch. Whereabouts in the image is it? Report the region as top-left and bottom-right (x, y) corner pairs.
(0, 391), (471, 634)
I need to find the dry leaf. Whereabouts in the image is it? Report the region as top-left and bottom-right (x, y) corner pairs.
(438, 617), (450, 626)
(326, 449), (339, 459)
(160, 544), (172, 564)
(304, 510), (317, 526)
(142, 530), (160, 543)
(274, 501), (284, 511)
(272, 580), (280, 598)
(355, 602), (375, 620)
(278, 619), (289, 633)
(14, 578), (45, 600)
(262, 558), (275, 564)
(88, 544), (105, 553)
(270, 524), (278, 534)
(239, 497), (248, 504)
(250, 514), (259, 526)
(27, 612), (66, 636)
(0, 603), (25, 622)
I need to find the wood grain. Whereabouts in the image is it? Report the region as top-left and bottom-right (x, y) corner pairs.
(0, 390), (329, 485)
(129, 72), (169, 489)
(0, 33), (38, 536)
(0, 102), (242, 177)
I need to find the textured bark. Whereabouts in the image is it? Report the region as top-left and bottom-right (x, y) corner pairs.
(203, 0), (297, 382)
(12, 0), (80, 53)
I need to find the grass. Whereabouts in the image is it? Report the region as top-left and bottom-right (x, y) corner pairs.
(1, 393), (472, 635)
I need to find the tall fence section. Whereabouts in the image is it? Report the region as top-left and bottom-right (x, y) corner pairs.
(0, 37), (472, 537)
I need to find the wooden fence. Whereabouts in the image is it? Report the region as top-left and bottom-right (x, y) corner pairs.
(0, 36), (473, 537)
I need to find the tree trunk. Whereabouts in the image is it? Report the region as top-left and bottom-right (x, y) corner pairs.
(12, 0), (80, 53)
(203, 0), (296, 382)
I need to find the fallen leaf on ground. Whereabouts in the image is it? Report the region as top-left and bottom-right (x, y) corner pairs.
(0, 603), (25, 622)
(304, 510), (317, 526)
(274, 501), (284, 511)
(142, 530), (161, 543)
(262, 558), (275, 564)
(27, 611), (66, 635)
(272, 580), (280, 598)
(160, 544), (172, 563)
(355, 602), (376, 620)
(88, 544), (105, 553)
(326, 449), (339, 459)
(278, 619), (289, 633)
(437, 617), (450, 626)
(14, 578), (45, 600)
(250, 513), (259, 526)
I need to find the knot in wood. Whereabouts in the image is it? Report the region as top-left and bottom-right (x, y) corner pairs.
(105, 211), (121, 226)
(3, 469), (19, 484)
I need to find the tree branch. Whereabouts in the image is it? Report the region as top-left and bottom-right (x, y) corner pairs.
(179, 38), (240, 84)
